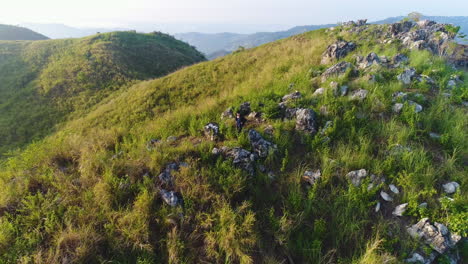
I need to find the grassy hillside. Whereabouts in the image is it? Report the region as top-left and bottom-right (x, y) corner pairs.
(0, 31), (205, 155)
(0, 24), (49, 40)
(0, 22), (466, 263)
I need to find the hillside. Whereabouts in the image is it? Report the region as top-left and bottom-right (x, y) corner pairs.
(0, 21), (466, 263)
(0, 31), (205, 155)
(176, 16), (468, 59)
(0, 24), (48, 40)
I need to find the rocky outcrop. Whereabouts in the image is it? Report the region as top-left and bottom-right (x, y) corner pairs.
(397, 68), (418, 84)
(346, 169), (367, 187)
(248, 130), (277, 158)
(295, 108), (318, 135)
(407, 218), (461, 254)
(321, 61), (355, 81)
(204, 122), (220, 141)
(214, 147), (255, 174)
(321, 41), (356, 64)
(356, 52), (381, 69)
(282, 91), (302, 102)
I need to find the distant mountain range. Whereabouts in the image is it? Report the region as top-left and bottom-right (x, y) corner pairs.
(0, 24), (48, 40)
(19, 23), (127, 39)
(176, 16), (468, 59)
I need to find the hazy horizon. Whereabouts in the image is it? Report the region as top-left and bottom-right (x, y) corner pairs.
(1, 0), (468, 34)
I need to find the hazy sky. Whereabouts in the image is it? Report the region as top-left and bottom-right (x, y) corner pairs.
(1, 0), (467, 29)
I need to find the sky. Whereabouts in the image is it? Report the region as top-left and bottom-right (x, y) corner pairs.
(1, 0), (467, 33)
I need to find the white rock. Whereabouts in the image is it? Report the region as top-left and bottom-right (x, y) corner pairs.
(429, 132), (441, 139)
(405, 253), (425, 263)
(418, 202), (428, 209)
(442, 182), (460, 194)
(389, 184), (400, 194)
(346, 169), (368, 186)
(313, 88), (326, 96)
(375, 202), (381, 212)
(393, 103), (404, 113)
(408, 101), (423, 113)
(393, 203), (408, 216)
(380, 191), (393, 202)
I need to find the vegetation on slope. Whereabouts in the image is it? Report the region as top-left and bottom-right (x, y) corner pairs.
(0, 22), (466, 263)
(0, 24), (49, 40)
(0, 31), (205, 155)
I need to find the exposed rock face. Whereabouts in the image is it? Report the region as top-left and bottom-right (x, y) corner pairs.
(295, 108), (318, 135)
(392, 203), (408, 216)
(356, 52), (381, 69)
(303, 170), (321, 186)
(442, 182), (460, 194)
(321, 61), (355, 81)
(282, 91), (302, 102)
(407, 218), (461, 254)
(398, 68), (418, 84)
(217, 147), (255, 174)
(239, 102), (251, 116)
(346, 169), (367, 187)
(349, 89), (368, 101)
(204, 122), (220, 141)
(321, 41), (356, 64)
(248, 130), (277, 158)
(160, 189), (182, 207)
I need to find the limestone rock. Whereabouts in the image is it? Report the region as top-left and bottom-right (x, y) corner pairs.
(282, 91), (302, 102)
(321, 41), (356, 64)
(392, 203), (408, 216)
(295, 108), (318, 135)
(389, 184), (400, 194)
(407, 218), (461, 254)
(380, 191), (393, 202)
(398, 68), (418, 85)
(442, 182), (460, 194)
(221, 107), (234, 119)
(346, 169), (368, 187)
(204, 122), (220, 141)
(313, 87), (326, 96)
(219, 147), (255, 174)
(160, 189), (182, 207)
(356, 52), (381, 69)
(248, 130), (277, 158)
(321, 61), (355, 81)
(349, 89), (368, 101)
(393, 103), (404, 113)
(303, 170), (321, 186)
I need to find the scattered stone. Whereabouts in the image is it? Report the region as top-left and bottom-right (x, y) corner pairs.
(239, 102), (251, 116)
(346, 169), (368, 187)
(247, 111), (261, 119)
(146, 139), (160, 151)
(282, 91), (302, 102)
(204, 122), (220, 141)
(375, 202), (381, 212)
(368, 174), (385, 190)
(221, 107), (234, 119)
(321, 61), (355, 81)
(393, 103), (404, 113)
(339, 85), (348, 96)
(264, 125), (274, 136)
(349, 89), (368, 101)
(320, 121), (334, 135)
(442, 182), (460, 194)
(303, 170), (321, 186)
(392, 53), (408, 67)
(393, 203), (408, 216)
(160, 189), (182, 207)
(356, 52), (381, 69)
(248, 130), (277, 158)
(393, 91), (408, 101)
(218, 147), (255, 174)
(295, 108), (318, 135)
(389, 184), (400, 194)
(380, 191), (393, 202)
(398, 68), (418, 85)
(408, 101), (423, 113)
(158, 163), (180, 187)
(429, 132), (441, 139)
(418, 202), (428, 209)
(212, 147), (221, 156)
(390, 21), (415, 36)
(321, 41), (356, 64)
(407, 218), (461, 254)
(313, 87), (326, 96)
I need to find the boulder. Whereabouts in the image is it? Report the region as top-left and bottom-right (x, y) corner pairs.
(407, 218), (461, 254)
(295, 108), (318, 135)
(380, 191), (393, 202)
(349, 89), (368, 101)
(442, 182), (460, 194)
(221, 107), (234, 119)
(282, 91), (302, 102)
(398, 68), (418, 85)
(303, 170), (321, 186)
(346, 169), (368, 187)
(392, 203), (408, 216)
(321, 41), (356, 64)
(204, 122), (220, 141)
(238, 102), (251, 116)
(356, 52), (381, 69)
(248, 130), (277, 158)
(160, 189), (182, 207)
(321, 61), (355, 81)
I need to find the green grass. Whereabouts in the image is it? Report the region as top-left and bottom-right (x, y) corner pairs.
(0, 24), (466, 263)
(0, 31), (205, 155)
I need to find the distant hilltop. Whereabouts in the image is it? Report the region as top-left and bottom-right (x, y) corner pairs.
(0, 24), (49, 40)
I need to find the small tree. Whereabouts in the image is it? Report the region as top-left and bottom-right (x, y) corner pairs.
(408, 12), (423, 22)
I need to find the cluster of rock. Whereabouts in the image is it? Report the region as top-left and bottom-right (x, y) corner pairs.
(388, 20), (456, 55)
(321, 41), (356, 64)
(392, 91), (424, 114)
(204, 122), (220, 141)
(248, 130), (277, 158)
(158, 162), (188, 207)
(213, 146), (255, 174)
(341, 19), (367, 27)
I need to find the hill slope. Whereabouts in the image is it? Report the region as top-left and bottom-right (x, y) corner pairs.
(0, 31), (205, 154)
(0, 24), (49, 40)
(0, 22), (466, 263)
